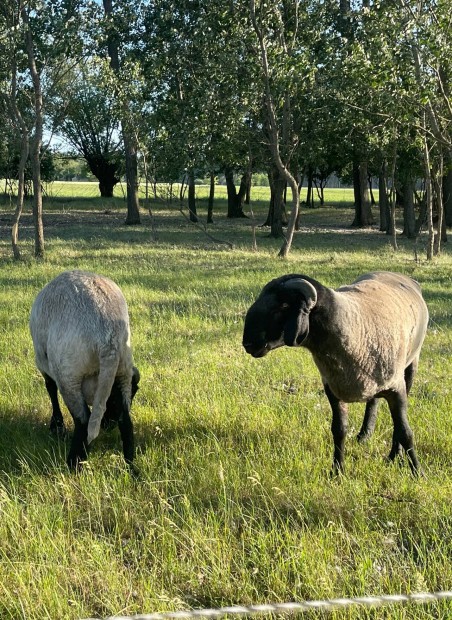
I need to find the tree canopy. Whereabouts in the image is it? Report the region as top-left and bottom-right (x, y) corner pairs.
(1, 0), (451, 257)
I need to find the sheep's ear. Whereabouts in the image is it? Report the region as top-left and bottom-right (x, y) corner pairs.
(283, 311), (310, 346)
(281, 279), (317, 347)
(282, 278), (317, 310)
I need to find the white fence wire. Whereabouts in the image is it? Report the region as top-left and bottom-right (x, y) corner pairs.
(81, 590), (452, 620)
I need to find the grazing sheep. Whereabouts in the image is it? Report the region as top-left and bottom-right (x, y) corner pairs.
(30, 270), (139, 470)
(242, 271), (429, 475)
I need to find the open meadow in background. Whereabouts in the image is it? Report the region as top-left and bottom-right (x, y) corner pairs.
(0, 184), (451, 619)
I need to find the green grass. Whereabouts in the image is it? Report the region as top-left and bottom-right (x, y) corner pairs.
(41, 180), (355, 207)
(0, 187), (451, 619)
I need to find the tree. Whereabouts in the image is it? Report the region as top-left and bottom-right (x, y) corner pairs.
(52, 62), (123, 198)
(398, 0), (451, 256)
(250, 0), (311, 254)
(22, 4), (45, 257)
(141, 0), (262, 222)
(1, 0), (89, 259)
(102, 0), (142, 224)
(0, 0), (30, 259)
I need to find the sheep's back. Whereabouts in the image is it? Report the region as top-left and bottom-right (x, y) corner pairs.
(340, 271), (428, 364)
(308, 272), (428, 402)
(30, 271), (131, 380)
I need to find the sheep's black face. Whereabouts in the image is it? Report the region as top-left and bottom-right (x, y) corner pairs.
(242, 295), (288, 357)
(243, 281), (316, 356)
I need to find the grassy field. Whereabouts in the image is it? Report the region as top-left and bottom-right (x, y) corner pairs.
(42, 180), (356, 207)
(0, 185), (451, 620)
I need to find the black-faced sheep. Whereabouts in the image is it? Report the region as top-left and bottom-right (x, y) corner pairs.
(30, 270), (140, 470)
(242, 271), (429, 475)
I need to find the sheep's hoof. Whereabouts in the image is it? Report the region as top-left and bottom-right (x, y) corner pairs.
(356, 431), (371, 443)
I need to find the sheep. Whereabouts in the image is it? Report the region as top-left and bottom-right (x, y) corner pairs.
(30, 270), (140, 470)
(242, 271), (429, 476)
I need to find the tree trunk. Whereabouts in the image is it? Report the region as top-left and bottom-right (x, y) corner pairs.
(368, 174), (376, 206)
(102, 0), (141, 225)
(433, 157), (444, 255)
(352, 161), (373, 227)
(378, 164), (389, 233)
(99, 178), (116, 198)
(264, 165), (285, 237)
(305, 165), (314, 208)
(250, 0), (299, 257)
(225, 167), (247, 218)
(207, 170), (215, 223)
(88, 159), (120, 198)
(22, 7), (44, 259)
(245, 172), (252, 205)
(123, 130), (141, 224)
(179, 174), (187, 202)
(388, 148), (398, 249)
(3, 54), (29, 260)
(12, 131), (29, 260)
(188, 167), (197, 222)
(402, 178), (416, 238)
(423, 137), (434, 260)
(443, 154), (452, 227)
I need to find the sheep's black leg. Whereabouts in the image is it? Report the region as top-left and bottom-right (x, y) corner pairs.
(386, 361), (419, 461)
(58, 385), (91, 471)
(385, 389), (421, 476)
(404, 360), (418, 395)
(324, 384), (348, 475)
(43, 374), (66, 436)
(101, 380), (120, 431)
(118, 406), (135, 465)
(67, 417), (89, 471)
(357, 398), (379, 442)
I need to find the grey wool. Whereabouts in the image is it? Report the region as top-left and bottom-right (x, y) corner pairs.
(30, 270), (139, 469)
(243, 271), (429, 475)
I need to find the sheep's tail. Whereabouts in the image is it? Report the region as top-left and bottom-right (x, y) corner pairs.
(87, 354), (119, 444)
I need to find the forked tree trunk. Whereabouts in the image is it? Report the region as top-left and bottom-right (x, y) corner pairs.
(250, 0), (299, 258)
(225, 167), (247, 218)
(88, 158), (120, 197)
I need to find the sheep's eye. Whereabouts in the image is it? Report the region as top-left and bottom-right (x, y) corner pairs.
(280, 303), (289, 310)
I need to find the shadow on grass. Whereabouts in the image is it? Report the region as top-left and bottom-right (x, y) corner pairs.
(0, 408), (67, 476)
(1, 202), (428, 257)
